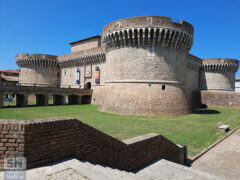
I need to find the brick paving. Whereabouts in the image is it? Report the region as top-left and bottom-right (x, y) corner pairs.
(192, 128), (240, 180)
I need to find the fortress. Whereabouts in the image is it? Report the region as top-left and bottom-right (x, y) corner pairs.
(15, 16), (239, 116)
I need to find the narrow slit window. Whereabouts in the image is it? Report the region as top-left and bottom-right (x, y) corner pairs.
(76, 68), (80, 84)
(162, 85), (166, 90)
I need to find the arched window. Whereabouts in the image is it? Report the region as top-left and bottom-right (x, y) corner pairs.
(85, 82), (91, 89)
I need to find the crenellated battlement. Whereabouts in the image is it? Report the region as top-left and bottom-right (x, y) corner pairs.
(58, 52), (105, 68)
(102, 26), (193, 52)
(102, 16), (193, 36)
(58, 47), (105, 68)
(16, 53), (58, 68)
(102, 16), (193, 53)
(16, 53), (58, 60)
(201, 58), (239, 73)
(201, 63), (238, 73)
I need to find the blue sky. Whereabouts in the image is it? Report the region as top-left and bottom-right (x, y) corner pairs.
(0, 0), (240, 76)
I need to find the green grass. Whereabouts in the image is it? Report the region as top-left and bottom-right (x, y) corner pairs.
(0, 104), (239, 157)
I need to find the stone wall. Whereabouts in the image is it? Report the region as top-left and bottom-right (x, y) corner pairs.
(99, 83), (190, 116)
(189, 90), (201, 110)
(186, 67), (198, 90)
(60, 67), (80, 88)
(19, 67), (58, 87)
(0, 118), (185, 171)
(91, 85), (105, 105)
(58, 47), (103, 61)
(186, 54), (202, 109)
(60, 63), (106, 89)
(200, 58), (239, 91)
(100, 45), (191, 115)
(100, 15), (194, 116)
(186, 54), (201, 91)
(71, 37), (101, 53)
(58, 47), (105, 89)
(201, 90), (240, 108)
(105, 47), (187, 83)
(16, 54), (59, 87)
(200, 72), (235, 91)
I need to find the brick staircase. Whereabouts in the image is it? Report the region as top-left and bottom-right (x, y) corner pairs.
(0, 118), (185, 170)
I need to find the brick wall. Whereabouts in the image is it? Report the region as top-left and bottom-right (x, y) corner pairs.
(60, 63), (106, 88)
(0, 120), (25, 169)
(99, 83), (191, 116)
(189, 90), (201, 109)
(19, 67), (58, 87)
(100, 45), (191, 116)
(200, 72), (235, 91)
(0, 118), (185, 171)
(201, 90), (240, 107)
(71, 38), (101, 53)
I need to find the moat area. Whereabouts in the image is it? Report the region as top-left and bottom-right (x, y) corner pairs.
(1, 104), (239, 157)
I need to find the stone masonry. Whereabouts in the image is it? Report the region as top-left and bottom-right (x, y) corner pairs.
(100, 16), (193, 115)
(16, 54), (59, 87)
(200, 58), (239, 91)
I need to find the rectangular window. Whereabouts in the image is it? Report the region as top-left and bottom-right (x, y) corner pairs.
(95, 66), (100, 84)
(162, 85), (166, 90)
(76, 68), (80, 84)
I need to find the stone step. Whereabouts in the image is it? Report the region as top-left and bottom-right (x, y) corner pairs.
(103, 167), (139, 180)
(136, 159), (223, 180)
(6, 158), (224, 180)
(80, 162), (140, 180)
(66, 160), (112, 180)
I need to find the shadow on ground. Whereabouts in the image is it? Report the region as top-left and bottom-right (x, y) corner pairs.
(192, 109), (221, 115)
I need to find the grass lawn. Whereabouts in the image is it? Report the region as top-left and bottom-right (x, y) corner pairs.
(0, 104), (239, 157)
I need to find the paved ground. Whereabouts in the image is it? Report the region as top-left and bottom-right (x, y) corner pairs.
(192, 128), (240, 180)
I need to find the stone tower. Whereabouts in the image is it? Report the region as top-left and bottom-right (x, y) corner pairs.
(16, 54), (59, 87)
(200, 58), (239, 91)
(99, 16), (194, 116)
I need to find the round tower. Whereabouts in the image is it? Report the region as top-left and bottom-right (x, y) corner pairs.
(16, 54), (59, 87)
(100, 16), (194, 116)
(200, 58), (239, 91)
